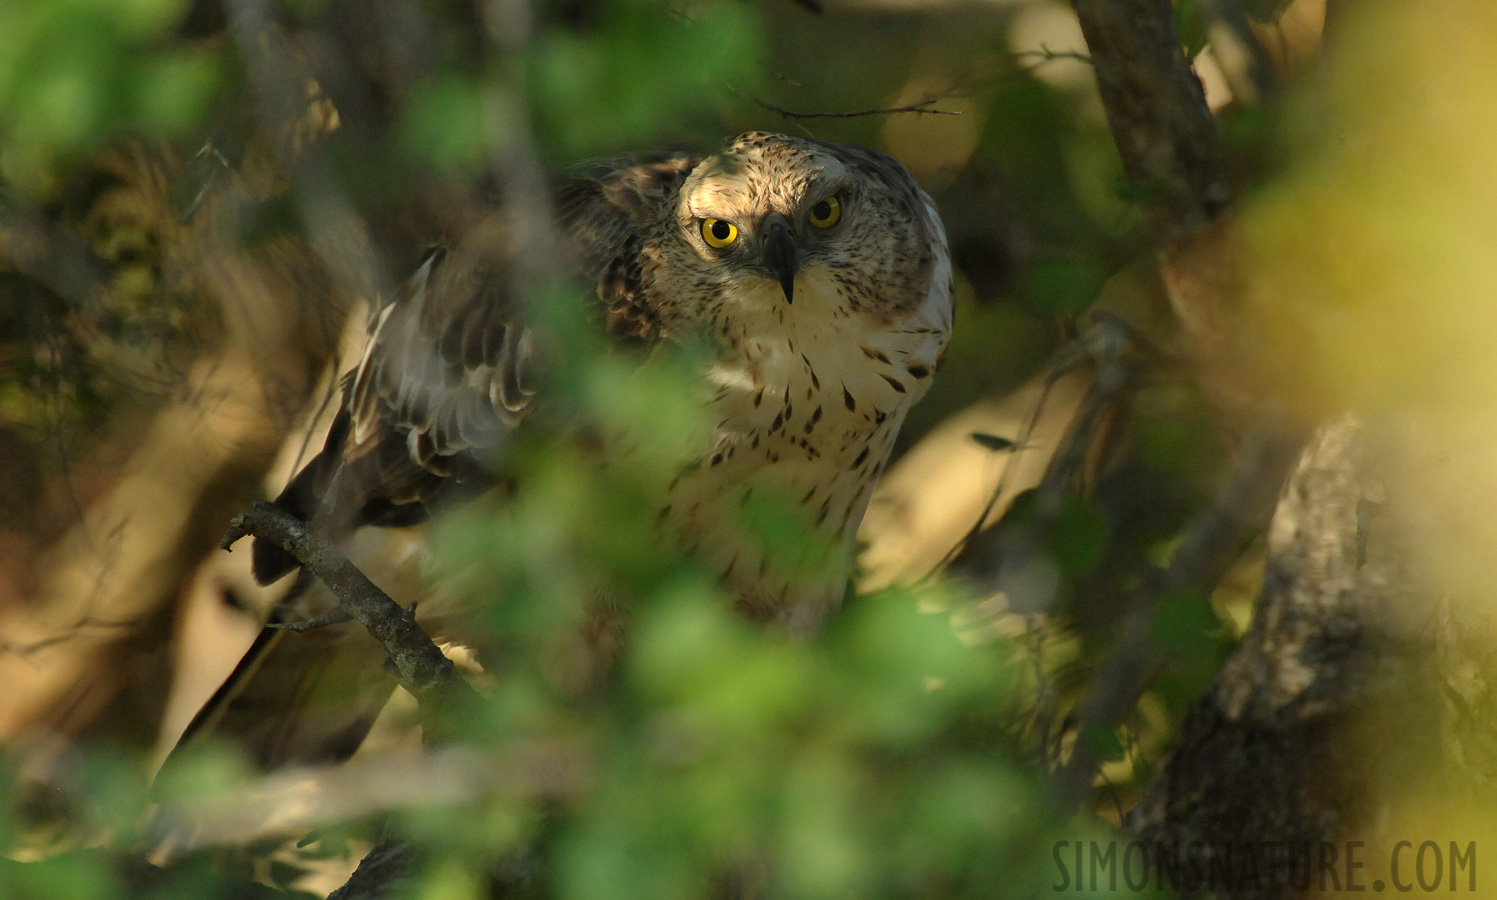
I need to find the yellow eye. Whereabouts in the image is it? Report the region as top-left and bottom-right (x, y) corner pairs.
(808, 195), (841, 228)
(701, 218), (738, 248)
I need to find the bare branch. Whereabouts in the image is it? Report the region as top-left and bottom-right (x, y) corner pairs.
(265, 606), (353, 632)
(732, 88), (962, 121)
(1073, 0), (1278, 441)
(1071, 0), (1231, 234)
(220, 502), (479, 724)
(1013, 43), (1094, 69)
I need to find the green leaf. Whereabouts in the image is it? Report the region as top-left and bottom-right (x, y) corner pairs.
(1175, 0), (1209, 60)
(133, 48), (222, 137)
(530, 0), (764, 156)
(1149, 589), (1224, 668)
(400, 73), (488, 176)
(1049, 498), (1110, 578)
(1023, 258), (1108, 316)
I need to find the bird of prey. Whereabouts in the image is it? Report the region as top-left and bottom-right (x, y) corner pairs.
(183, 132), (953, 768)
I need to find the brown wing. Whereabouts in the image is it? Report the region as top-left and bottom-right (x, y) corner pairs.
(185, 153), (706, 778)
(248, 237), (525, 584)
(558, 153), (701, 345)
(251, 152), (701, 579)
(170, 601), (394, 770)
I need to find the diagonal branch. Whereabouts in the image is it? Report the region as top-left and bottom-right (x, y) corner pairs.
(1053, 429), (1301, 807)
(1126, 416), (1437, 888)
(1054, 0), (1281, 811)
(1071, 0), (1231, 235)
(220, 502), (479, 730)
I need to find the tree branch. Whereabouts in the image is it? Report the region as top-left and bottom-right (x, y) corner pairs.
(1071, 0), (1231, 235)
(1053, 428), (1301, 807)
(220, 501), (479, 728)
(1127, 417), (1436, 891)
(732, 88), (962, 121)
(1072, 0), (1274, 437)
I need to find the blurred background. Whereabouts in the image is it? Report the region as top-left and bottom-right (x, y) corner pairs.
(1, 0), (1493, 896)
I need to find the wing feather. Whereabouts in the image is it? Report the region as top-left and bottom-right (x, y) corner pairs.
(560, 153), (701, 344)
(252, 151), (701, 585)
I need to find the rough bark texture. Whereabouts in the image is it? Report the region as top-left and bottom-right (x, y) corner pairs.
(1062, 0), (1309, 809)
(1071, 0), (1231, 233)
(1128, 416), (1437, 897)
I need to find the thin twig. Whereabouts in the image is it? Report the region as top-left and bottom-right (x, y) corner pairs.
(266, 606), (353, 632)
(932, 367), (1058, 577)
(1013, 43), (1094, 68)
(939, 314), (1144, 576)
(1052, 429), (1301, 808)
(732, 88), (962, 121)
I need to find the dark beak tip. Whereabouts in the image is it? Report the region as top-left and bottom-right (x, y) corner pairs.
(767, 221), (799, 305)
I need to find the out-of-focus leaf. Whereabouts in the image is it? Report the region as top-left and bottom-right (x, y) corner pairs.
(531, 1), (764, 155)
(1149, 589), (1225, 670)
(1175, 0), (1209, 60)
(135, 50), (222, 137)
(0, 0), (212, 192)
(1049, 498), (1110, 578)
(400, 74), (488, 176)
(778, 747), (870, 898)
(1024, 258), (1109, 316)
(0, 854), (118, 900)
(825, 588), (1008, 746)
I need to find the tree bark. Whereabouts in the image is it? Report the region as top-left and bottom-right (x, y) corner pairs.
(1127, 416), (1438, 897)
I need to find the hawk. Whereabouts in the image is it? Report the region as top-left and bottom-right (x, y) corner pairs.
(186, 132), (952, 767)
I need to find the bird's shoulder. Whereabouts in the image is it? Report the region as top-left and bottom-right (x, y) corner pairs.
(341, 152), (704, 469)
(557, 152), (701, 345)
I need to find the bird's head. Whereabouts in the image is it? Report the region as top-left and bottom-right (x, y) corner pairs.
(671, 132), (938, 318)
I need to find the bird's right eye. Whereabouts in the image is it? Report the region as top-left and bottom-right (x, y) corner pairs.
(701, 218), (739, 249)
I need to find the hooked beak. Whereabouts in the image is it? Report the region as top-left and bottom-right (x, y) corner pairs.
(763, 218), (800, 304)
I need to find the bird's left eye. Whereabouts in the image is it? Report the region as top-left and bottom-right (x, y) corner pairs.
(808, 195), (841, 229)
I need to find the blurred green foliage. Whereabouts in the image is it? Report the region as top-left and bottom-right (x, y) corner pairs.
(0, 0), (223, 193)
(0, 0), (1272, 894)
(531, 1), (763, 157)
(1174, 0), (1210, 61)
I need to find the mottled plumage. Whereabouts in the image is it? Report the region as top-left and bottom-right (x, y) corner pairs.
(255, 132), (950, 626)
(199, 133), (950, 768)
